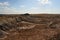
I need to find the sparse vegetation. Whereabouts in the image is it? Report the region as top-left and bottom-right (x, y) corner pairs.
(0, 14), (60, 40)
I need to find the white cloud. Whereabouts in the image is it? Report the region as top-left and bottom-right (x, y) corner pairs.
(37, 0), (52, 5)
(30, 7), (38, 10)
(41, 0), (51, 5)
(0, 2), (9, 6)
(0, 2), (21, 14)
(27, 7), (39, 13)
(37, 0), (41, 1)
(20, 5), (25, 8)
(0, 7), (24, 14)
(1, 7), (21, 14)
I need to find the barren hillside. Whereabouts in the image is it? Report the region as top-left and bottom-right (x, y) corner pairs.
(0, 14), (60, 40)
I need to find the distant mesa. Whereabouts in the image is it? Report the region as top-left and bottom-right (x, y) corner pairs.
(24, 13), (30, 16)
(20, 13), (30, 16)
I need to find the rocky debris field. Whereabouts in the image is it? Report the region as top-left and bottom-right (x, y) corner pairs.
(0, 14), (60, 40)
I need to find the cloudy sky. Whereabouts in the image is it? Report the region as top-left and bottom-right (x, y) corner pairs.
(0, 0), (60, 14)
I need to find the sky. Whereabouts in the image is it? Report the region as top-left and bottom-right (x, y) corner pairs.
(0, 0), (60, 14)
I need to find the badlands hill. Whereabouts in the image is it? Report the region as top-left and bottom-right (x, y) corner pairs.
(0, 14), (60, 40)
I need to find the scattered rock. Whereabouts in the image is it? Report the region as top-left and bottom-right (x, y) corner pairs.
(49, 33), (60, 40)
(0, 30), (7, 39)
(15, 17), (22, 22)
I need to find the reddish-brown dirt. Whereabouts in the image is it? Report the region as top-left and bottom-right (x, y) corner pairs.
(0, 14), (60, 40)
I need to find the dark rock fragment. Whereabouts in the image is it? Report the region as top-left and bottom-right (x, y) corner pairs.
(0, 30), (6, 38)
(0, 23), (13, 31)
(15, 17), (22, 22)
(49, 33), (60, 40)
